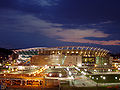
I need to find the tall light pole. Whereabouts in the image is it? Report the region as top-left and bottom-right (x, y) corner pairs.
(96, 78), (98, 89)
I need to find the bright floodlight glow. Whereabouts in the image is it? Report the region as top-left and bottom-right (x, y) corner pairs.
(71, 51), (74, 53)
(115, 77), (118, 79)
(6, 66), (9, 68)
(18, 66), (24, 70)
(45, 65), (48, 68)
(75, 67), (80, 71)
(69, 71), (72, 76)
(17, 60), (21, 64)
(71, 76), (74, 79)
(59, 73), (62, 77)
(118, 68), (120, 70)
(31, 65), (37, 68)
(7, 70), (10, 73)
(103, 77), (106, 80)
(96, 78), (99, 80)
(12, 69), (14, 71)
(95, 64), (97, 67)
(81, 71), (86, 75)
(76, 51), (78, 53)
(67, 51), (69, 53)
(45, 65), (47, 67)
(56, 58), (59, 60)
(49, 73), (52, 77)
(67, 67), (69, 71)
(104, 63), (107, 65)
(77, 64), (82, 67)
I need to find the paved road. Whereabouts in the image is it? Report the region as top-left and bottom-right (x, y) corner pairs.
(70, 75), (97, 87)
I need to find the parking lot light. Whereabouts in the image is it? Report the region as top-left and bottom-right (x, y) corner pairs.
(103, 77), (106, 80)
(69, 71), (72, 76)
(115, 77), (118, 79)
(59, 73), (62, 77)
(108, 69), (111, 71)
(92, 77), (94, 79)
(49, 73), (52, 77)
(96, 78), (99, 80)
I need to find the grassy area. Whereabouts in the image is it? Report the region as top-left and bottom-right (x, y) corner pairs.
(59, 80), (116, 90)
(60, 86), (119, 90)
(87, 74), (120, 83)
(7, 86), (120, 90)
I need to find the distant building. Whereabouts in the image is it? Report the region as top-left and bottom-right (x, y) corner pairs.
(13, 46), (111, 68)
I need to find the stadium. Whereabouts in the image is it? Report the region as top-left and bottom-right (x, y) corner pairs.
(13, 46), (111, 68)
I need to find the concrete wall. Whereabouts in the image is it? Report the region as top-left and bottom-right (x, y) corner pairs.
(31, 55), (82, 66)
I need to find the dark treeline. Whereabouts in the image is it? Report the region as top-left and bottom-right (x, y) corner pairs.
(0, 48), (13, 63)
(109, 53), (120, 59)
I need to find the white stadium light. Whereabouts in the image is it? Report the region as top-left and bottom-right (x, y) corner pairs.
(103, 77), (106, 80)
(59, 73), (62, 77)
(49, 73), (52, 77)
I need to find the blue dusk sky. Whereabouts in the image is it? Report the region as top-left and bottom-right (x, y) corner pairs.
(0, 0), (120, 53)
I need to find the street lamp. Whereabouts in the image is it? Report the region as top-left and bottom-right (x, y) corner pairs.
(59, 73), (62, 77)
(49, 73), (52, 77)
(96, 78), (99, 88)
(103, 76), (106, 80)
(115, 77), (118, 80)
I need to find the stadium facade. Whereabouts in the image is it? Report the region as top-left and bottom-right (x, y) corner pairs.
(13, 46), (111, 68)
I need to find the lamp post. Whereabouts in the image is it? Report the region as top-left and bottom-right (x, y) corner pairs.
(96, 78), (98, 89)
(103, 76), (106, 86)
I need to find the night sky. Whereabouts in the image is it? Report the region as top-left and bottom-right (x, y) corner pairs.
(0, 0), (120, 53)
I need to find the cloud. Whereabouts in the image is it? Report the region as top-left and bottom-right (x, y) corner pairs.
(0, 9), (62, 33)
(48, 29), (109, 38)
(58, 39), (120, 45)
(17, 0), (59, 7)
(79, 20), (113, 27)
(47, 29), (120, 45)
(38, 0), (59, 6)
(0, 9), (120, 46)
